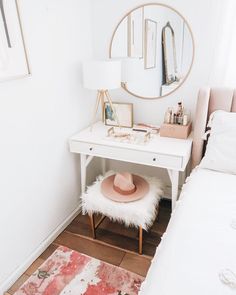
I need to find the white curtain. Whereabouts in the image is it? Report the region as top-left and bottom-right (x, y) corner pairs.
(209, 0), (236, 86)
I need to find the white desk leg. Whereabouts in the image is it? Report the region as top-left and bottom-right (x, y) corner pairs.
(101, 158), (106, 175)
(168, 169), (179, 211)
(80, 154), (87, 194)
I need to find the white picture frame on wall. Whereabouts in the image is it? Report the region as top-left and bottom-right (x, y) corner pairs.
(127, 7), (144, 58)
(144, 19), (157, 69)
(0, 0), (30, 82)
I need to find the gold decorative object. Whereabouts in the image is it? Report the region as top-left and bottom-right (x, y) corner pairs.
(106, 127), (151, 145)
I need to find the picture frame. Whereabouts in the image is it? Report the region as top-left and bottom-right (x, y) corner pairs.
(144, 19), (157, 69)
(0, 0), (30, 82)
(127, 7), (144, 58)
(104, 102), (133, 128)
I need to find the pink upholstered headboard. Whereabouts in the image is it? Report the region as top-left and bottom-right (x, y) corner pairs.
(192, 87), (236, 168)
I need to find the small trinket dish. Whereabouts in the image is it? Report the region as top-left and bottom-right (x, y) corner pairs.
(106, 127), (151, 145)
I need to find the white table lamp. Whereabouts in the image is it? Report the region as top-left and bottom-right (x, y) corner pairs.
(83, 60), (121, 129)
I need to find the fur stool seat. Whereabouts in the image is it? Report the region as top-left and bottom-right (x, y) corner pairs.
(82, 171), (163, 254)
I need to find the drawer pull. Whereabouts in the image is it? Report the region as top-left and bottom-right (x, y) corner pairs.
(153, 158), (157, 162)
(89, 147), (93, 151)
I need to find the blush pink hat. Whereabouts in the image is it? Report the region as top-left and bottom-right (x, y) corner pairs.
(101, 172), (149, 202)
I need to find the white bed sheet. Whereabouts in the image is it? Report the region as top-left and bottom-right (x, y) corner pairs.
(140, 168), (236, 295)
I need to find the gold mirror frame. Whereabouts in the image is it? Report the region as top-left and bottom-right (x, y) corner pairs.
(109, 3), (195, 100)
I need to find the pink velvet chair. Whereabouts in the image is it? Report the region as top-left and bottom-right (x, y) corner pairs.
(192, 87), (236, 169)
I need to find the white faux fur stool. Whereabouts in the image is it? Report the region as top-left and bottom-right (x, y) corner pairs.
(82, 171), (163, 254)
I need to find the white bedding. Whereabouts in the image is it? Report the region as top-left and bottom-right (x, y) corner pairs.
(140, 168), (236, 295)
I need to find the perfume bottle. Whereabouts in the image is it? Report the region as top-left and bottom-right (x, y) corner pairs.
(183, 110), (191, 126)
(177, 102), (184, 125)
(164, 107), (172, 124)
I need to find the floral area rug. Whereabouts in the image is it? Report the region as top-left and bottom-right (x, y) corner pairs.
(14, 246), (144, 295)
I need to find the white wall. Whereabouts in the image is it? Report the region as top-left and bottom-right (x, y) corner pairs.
(90, 0), (222, 185)
(0, 0), (99, 292)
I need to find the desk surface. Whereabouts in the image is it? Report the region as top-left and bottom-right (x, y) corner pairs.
(70, 122), (192, 158)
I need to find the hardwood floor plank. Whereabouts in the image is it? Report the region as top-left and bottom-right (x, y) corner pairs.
(97, 217), (138, 239)
(143, 229), (162, 246)
(25, 257), (45, 276)
(39, 243), (58, 260)
(71, 200), (171, 243)
(74, 213), (103, 225)
(151, 219), (169, 236)
(120, 253), (151, 277)
(54, 231), (125, 266)
(160, 199), (172, 209)
(71, 214), (138, 239)
(73, 204), (170, 241)
(96, 228), (157, 256)
(68, 217), (139, 242)
(96, 229), (140, 252)
(66, 203), (171, 257)
(67, 219), (95, 239)
(7, 274), (29, 294)
(67, 221), (157, 256)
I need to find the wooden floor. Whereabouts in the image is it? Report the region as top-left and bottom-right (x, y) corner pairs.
(6, 199), (171, 295)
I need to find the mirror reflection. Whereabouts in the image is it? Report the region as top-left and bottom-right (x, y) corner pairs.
(110, 4), (194, 99)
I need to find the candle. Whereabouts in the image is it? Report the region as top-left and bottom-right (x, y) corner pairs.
(183, 114), (188, 126)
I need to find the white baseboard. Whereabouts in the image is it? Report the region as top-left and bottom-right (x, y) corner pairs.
(0, 204), (81, 295)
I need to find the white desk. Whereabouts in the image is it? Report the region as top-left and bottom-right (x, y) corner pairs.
(69, 122), (192, 210)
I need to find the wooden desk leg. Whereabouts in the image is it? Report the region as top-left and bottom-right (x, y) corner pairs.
(139, 226), (143, 255)
(89, 213), (96, 239)
(168, 169), (179, 212)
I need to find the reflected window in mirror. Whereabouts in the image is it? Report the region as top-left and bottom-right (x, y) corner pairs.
(109, 4), (194, 99)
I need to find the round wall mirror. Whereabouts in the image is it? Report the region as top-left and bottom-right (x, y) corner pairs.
(109, 4), (194, 99)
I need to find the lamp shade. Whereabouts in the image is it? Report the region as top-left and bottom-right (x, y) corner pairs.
(83, 60), (121, 90)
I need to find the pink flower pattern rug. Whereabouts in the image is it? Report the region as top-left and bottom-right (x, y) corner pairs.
(14, 246), (144, 295)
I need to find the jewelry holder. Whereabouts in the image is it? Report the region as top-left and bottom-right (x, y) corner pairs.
(106, 127), (151, 145)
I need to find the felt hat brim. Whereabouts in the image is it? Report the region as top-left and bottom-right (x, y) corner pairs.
(101, 174), (149, 203)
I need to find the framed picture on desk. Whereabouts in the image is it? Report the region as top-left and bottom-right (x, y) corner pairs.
(104, 102), (133, 128)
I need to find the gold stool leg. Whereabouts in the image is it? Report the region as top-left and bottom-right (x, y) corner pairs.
(89, 213), (96, 239)
(139, 226), (143, 255)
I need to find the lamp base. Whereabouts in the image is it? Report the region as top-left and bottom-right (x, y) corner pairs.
(90, 90), (120, 131)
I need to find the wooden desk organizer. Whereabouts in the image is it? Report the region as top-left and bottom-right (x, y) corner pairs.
(160, 122), (192, 139)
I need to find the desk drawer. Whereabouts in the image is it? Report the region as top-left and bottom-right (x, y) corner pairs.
(70, 141), (183, 169)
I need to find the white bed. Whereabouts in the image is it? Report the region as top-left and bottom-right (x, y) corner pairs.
(140, 88), (236, 294)
(140, 168), (236, 295)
